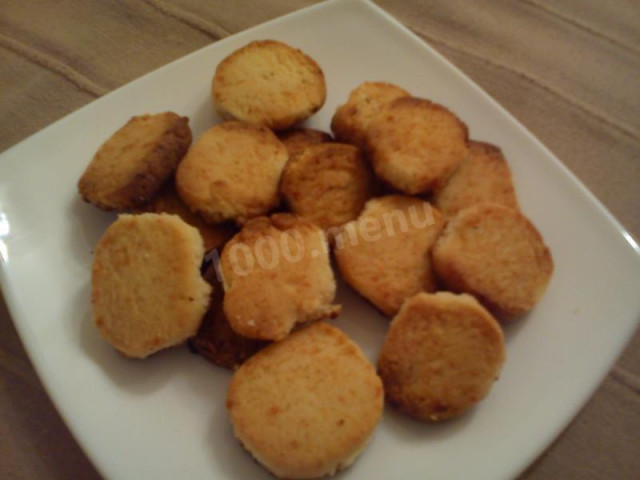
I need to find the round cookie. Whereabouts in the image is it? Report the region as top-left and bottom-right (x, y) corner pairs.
(277, 127), (332, 158)
(220, 213), (340, 341)
(334, 195), (445, 316)
(190, 292), (268, 370)
(175, 121), (288, 225)
(432, 203), (554, 315)
(212, 40), (326, 130)
(331, 81), (410, 148)
(138, 178), (236, 252)
(433, 141), (519, 216)
(91, 213), (211, 358)
(280, 143), (374, 232)
(378, 292), (506, 421)
(189, 264), (268, 370)
(227, 322), (384, 479)
(365, 97), (469, 194)
(78, 112), (192, 211)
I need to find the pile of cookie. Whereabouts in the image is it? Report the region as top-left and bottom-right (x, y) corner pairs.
(80, 40), (553, 479)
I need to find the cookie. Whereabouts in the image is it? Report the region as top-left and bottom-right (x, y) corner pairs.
(331, 81), (410, 148)
(227, 322), (384, 479)
(78, 112), (191, 210)
(365, 97), (469, 194)
(334, 195), (445, 316)
(212, 40), (326, 130)
(277, 127), (332, 158)
(175, 121), (288, 225)
(138, 178), (236, 252)
(220, 214), (340, 341)
(280, 143), (374, 233)
(433, 141), (519, 216)
(189, 264), (268, 369)
(432, 203), (553, 315)
(91, 213), (211, 358)
(378, 292), (506, 421)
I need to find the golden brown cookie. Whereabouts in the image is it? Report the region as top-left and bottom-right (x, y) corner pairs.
(433, 141), (519, 216)
(334, 195), (445, 316)
(175, 121), (288, 225)
(220, 214), (340, 341)
(365, 97), (469, 194)
(378, 292), (506, 421)
(227, 322), (384, 479)
(91, 213), (211, 358)
(277, 127), (332, 158)
(432, 203), (554, 315)
(212, 40), (326, 130)
(331, 81), (410, 148)
(138, 178), (236, 252)
(189, 264), (268, 369)
(78, 112), (191, 210)
(280, 143), (374, 233)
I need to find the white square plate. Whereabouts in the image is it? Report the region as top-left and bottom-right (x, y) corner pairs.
(1, 0), (639, 479)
